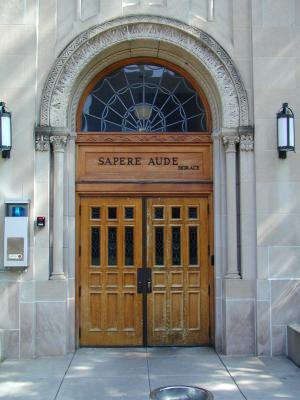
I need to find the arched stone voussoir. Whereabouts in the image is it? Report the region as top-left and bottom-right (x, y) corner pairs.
(39, 15), (249, 129)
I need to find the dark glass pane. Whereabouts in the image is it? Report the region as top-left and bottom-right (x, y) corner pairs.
(125, 227), (134, 266)
(189, 207), (198, 219)
(108, 207), (117, 219)
(124, 207), (134, 219)
(91, 227), (100, 266)
(154, 207), (164, 219)
(189, 227), (198, 265)
(81, 63), (207, 132)
(172, 227), (181, 266)
(108, 227), (117, 266)
(91, 207), (100, 219)
(171, 207), (181, 219)
(155, 227), (164, 266)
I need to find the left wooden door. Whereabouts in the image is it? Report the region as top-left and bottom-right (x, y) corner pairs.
(79, 197), (143, 346)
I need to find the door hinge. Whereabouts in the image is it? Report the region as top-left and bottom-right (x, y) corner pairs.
(79, 205), (81, 216)
(79, 327), (81, 339)
(209, 324), (211, 338)
(79, 245), (81, 257)
(207, 204), (210, 214)
(79, 286), (81, 297)
(208, 285), (210, 296)
(211, 255), (214, 266)
(208, 244), (210, 255)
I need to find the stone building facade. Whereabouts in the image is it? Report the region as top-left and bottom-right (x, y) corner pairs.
(0, 0), (300, 359)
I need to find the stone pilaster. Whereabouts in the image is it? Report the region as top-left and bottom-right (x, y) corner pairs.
(223, 134), (240, 279)
(50, 134), (68, 279)
(239, 127), (256, 280)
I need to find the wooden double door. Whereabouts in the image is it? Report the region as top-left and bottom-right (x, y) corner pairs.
(79, 197), (211, 346)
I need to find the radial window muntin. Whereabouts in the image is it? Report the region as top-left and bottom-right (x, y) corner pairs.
(79, 61), (209, 133)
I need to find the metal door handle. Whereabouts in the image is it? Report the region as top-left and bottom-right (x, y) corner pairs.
(146, 268), (152, 293)
(147, 280), (152, 293)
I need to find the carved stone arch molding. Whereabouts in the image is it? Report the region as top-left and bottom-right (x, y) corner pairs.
(39, 15), (249, 129)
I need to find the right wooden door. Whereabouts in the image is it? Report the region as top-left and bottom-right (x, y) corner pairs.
(147, 198), (210, 345)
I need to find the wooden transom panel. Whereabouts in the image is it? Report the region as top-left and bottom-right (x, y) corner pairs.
(79, 197), (210, 346)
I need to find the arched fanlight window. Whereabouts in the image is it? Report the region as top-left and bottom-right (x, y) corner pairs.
(80, 63), (209, 132)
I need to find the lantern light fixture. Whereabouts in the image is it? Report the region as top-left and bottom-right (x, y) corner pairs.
(277, 102), (295, 159)
(0, 102), (12, 159)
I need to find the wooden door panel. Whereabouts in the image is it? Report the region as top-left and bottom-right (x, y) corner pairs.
(147, 198), (210, 345)
(79, 196), (210, 346)
(80, 197), (143, 346)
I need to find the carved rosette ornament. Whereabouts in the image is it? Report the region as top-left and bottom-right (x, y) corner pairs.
(50, 135), (68, 152)
(240, 134), (254, 151)
(222, 135), (240, 152)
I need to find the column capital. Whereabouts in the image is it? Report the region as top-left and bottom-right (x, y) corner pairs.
(222, 135), (240, 152)
(239, 127), (254, 152)
(211, 130), (222, 141)
(50, 135), (68, 152)
(240, 134), (254, 151)
(35, 126), (51, 152)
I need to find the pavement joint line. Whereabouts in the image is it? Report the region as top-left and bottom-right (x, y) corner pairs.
(215, 350), (248, 400)
(146, 347), (152, 394)
(53, 351), (76, 400)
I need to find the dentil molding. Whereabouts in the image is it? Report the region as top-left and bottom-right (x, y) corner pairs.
(39, 15), (249, 130)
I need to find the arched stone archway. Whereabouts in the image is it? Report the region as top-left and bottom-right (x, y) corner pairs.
(35, 16), (256, 354)
(38, 15), (249, 130)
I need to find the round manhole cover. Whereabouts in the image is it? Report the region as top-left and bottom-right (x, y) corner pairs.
(150, 386), (214, 400)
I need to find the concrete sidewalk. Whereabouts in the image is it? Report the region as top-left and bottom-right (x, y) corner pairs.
(0, 347), (299, 399)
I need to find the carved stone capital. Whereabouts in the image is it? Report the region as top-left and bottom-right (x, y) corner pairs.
(211, 130), (222, 141)
(50, 135), (68, 152)
(36, 134), (51, 151)
(35, 126), (51, 151)
(240, 134), (254, 151)
(222, 135), (240, 152)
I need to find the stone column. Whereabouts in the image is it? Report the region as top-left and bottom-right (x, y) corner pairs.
(50, 134), (68, 279)
(223, 134), (240, 279)
(239, 128), (256, 279)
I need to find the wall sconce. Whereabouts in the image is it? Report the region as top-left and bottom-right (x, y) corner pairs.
(0, 102), (12, 159)
(277, 102), (295, 159)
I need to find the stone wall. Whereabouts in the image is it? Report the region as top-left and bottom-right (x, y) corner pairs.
(0, 0), (299, 358)
(253, 0), (300, 355)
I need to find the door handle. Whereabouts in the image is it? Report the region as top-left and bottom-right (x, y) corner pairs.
(146, 268), (152, 293)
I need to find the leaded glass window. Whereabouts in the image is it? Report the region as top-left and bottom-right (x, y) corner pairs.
(155, 227), (164, 266)
(172, 227), (181, 266)
(81, 63), (207, 132)
(91, 227), (100, 266)
(108, 227), (117, 266)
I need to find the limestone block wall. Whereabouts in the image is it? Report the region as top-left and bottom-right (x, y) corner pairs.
(1, 0), (300, 359)
(0, 0), (37, 358)
(252, 0), (300, 355)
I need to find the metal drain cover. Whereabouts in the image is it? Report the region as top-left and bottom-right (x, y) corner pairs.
(150, 386), (214, 400)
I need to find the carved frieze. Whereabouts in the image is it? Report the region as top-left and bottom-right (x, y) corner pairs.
(76, 133), (212, 143)
(39, 16), (249, 130)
